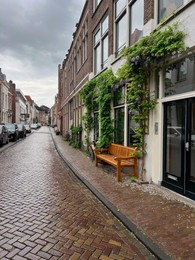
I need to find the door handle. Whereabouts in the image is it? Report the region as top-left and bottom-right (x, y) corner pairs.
(185, 142), (189, 151)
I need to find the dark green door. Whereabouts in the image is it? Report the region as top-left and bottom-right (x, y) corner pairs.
(163, 98), (195, 200)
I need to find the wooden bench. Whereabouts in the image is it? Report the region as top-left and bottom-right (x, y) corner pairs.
(94, 143), (137, 181)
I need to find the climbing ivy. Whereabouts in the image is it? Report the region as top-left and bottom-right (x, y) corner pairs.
(80, 69), (117, 148)
(80, 79), (96, 140)
(95, 70), (117, 148)
(117, 23), (186, 179)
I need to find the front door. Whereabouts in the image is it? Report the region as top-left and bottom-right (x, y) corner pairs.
(163, 98), (195, 200)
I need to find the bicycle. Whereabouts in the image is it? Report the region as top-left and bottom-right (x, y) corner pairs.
(87, 140), (96, 161)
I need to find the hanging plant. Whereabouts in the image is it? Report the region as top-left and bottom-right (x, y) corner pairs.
(117, 22), (187, 180)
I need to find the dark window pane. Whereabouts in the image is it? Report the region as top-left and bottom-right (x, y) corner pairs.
(113, 86), (125, 106)
(114, 107), (124, 145)
(164, 57), (195, 97)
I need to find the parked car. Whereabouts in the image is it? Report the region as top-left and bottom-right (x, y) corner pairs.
(24, 124), (31, 133)
(4, 123), (19, 141)
(31, 123), (38, 129)
(0, 125), (9, 146)
(18, 124), (27, 138)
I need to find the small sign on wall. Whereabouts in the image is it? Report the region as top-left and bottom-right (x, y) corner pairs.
(155, 122), (158, 135)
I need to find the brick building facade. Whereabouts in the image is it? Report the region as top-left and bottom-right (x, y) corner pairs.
(58, 0), (195, 200)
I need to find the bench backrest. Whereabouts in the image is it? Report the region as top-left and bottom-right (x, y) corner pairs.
(108, 143), (137, 156)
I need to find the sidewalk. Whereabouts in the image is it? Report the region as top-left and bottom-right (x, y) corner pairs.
(50, 128), (195, 260)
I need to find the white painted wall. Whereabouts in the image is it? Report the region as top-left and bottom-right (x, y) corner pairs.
(146, 2), (195, 184)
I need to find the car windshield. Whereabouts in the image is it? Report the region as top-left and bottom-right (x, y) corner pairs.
(5, 124), (15, 130)
(18, 124), (23, 129)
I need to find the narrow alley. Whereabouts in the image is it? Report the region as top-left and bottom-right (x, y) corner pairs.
(0, 127), (155, 259)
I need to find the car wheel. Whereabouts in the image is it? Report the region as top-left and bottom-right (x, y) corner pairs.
(14, 134), (17, 141)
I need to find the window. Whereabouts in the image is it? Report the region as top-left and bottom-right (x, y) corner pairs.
(102, 36), (108, 68)
(115, 0), (126, 56)
(115, 0), (126, 17)
(69, 100), (74, 120)
(82, 20), (88, 63)
(114, 107), (125, 145)
(114, 0), (144, 56)
(177, 60), (187, 82)
(102, 16), (108, 35)
(113, 85), (125, 106)
(164, 56), (195, 97)
(130, 0), (144, 45)
(113, 85), (125, 145)
(93, 15), (109, 75)
(94, 44), (101, 74)
(155, 70), (160, 99)
(128, 109), (140, 147)
(158, 0), (183, 21)
(94, 112), (99, 141)
(93, 0), (101, 11)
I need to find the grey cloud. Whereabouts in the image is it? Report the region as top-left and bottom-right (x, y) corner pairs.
(0, 0), (85, 107)
(0, 0), (84, 66)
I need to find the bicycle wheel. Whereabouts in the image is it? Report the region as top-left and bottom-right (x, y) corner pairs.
(87, 144), (94, 161)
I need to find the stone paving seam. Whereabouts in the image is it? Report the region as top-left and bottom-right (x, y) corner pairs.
(50, 130), (171, 260)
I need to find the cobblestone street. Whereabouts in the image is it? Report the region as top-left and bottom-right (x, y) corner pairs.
(0, 127), (155, 259)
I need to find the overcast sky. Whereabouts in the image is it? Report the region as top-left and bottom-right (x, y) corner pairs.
(0, 0), (85, 108)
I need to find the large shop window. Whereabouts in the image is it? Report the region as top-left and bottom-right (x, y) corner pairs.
(130, 0), (144, 45)
(158, 0), (183, 21)
(115, 0), (127, 56)
(164, 56), (195, 97)
(94, 15), (108, 75)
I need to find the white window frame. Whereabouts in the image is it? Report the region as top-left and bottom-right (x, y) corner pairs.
(114, 0), (127, 57)
(93, 15), (109, 75)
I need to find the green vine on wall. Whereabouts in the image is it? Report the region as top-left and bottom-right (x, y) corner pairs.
(80, 79), (96, 140)
(80, 69), (117, 148)
(96, 70), (117, 147)
(117, 22), (186, 179)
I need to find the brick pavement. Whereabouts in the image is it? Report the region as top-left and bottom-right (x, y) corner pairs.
(50, 127), (195, 260)
(0, 127), (156, 259)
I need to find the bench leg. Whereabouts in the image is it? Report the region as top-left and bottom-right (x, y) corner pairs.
(95, 156), (98, 166)
(134, 159), (137, 177)
(134, 165), (137, 177)
(116, 161), (121, 182)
